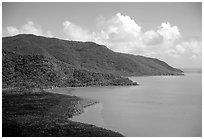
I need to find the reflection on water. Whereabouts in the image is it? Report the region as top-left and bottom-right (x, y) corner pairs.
(53, 73), (202, 137)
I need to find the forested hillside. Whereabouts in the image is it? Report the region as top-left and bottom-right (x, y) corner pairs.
(2, 34), (183, 88)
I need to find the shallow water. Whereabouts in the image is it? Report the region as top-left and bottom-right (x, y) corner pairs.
(52, 73), (202, 137)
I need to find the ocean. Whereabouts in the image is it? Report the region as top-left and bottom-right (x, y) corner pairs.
(50, 71), (202, 137)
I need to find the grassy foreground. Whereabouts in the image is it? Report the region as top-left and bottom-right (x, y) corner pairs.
(2, 89), (123, 137)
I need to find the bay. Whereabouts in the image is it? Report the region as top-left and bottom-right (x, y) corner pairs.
(51, 72), (202, 137)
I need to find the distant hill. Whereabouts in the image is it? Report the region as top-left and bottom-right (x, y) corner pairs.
(2, 34), (183, 88)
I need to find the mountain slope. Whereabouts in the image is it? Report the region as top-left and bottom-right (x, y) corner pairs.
(2, 34), (182, 88)
(3, 34), (182, 75)
(3, 50), (136, 88)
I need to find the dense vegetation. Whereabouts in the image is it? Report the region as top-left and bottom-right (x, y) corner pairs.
(3, 50), (137, 89)
(2, 89), (123, 137)
(2, 34), (182, 89)
(2, 34), (183, 137)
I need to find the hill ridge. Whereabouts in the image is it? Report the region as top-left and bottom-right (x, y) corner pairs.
(2, 34), (183, 88)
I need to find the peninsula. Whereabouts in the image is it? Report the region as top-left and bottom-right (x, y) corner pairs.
(2, 34), (183, 137)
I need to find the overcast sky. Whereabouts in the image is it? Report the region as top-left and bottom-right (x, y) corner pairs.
(2, 2), (202, 68)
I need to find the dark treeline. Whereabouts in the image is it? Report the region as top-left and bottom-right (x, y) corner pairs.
(3, 50), (137, 90)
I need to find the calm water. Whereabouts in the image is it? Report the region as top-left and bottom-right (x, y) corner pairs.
(51, 73), (202, 137)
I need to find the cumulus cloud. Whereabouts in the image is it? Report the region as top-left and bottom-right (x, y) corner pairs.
(62, 13), (143, 54)
(176, 40), (202, 57)
(95, 12), (143, 53)
(21, 21), (43, 35)
(114, 13), (141, 37)
(63, 21), (92, 41)
(142, 30), (162, 45)
(5, 21), (53, 37)
(62, 13), (201, 67)
(175, 44), (186, 54)
(4, 13), (200, 67)
(6, 26), (20, 36)
(157, 22), (181, 42)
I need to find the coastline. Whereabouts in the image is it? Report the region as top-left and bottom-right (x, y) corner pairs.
(71, 103), (106, 129)
(2, 88), (124, 137)
(57, 73), (202, 136)
(2, 72), (189, 137)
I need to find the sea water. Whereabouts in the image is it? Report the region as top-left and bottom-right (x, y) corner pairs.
(52, 72), (202, 137)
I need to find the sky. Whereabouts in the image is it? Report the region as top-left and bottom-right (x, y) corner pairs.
(2, 2), (202, 68)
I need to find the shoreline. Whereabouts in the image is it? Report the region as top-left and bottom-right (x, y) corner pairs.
(2, 89), (124, 137)
(45, 87), (126, 135)
(42, 73), (186, 91)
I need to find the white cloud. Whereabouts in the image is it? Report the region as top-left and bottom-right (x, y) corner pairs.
(21, 21), (43, 35)
(115, 13), (141, 37)
(93, 12), (143, 54)
(142, 30), (161, 45)
(177, 40), (202, 56)
(6, 26), (20, 36)
(157, 22), (181, 42)
(61, 13), (201, 68)
(5, 21), (53, 37)
(63, 21), (92, 41)
(4, 13), (201, 68)
(62, 13), (143, 54)
(175, 44), (185, 53)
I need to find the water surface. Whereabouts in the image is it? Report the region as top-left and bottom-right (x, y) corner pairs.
(51, 73), (202, 137)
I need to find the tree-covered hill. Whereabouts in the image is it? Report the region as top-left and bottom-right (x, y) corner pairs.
(2, 34), (183, 88)
(2, 50), (136, 88)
